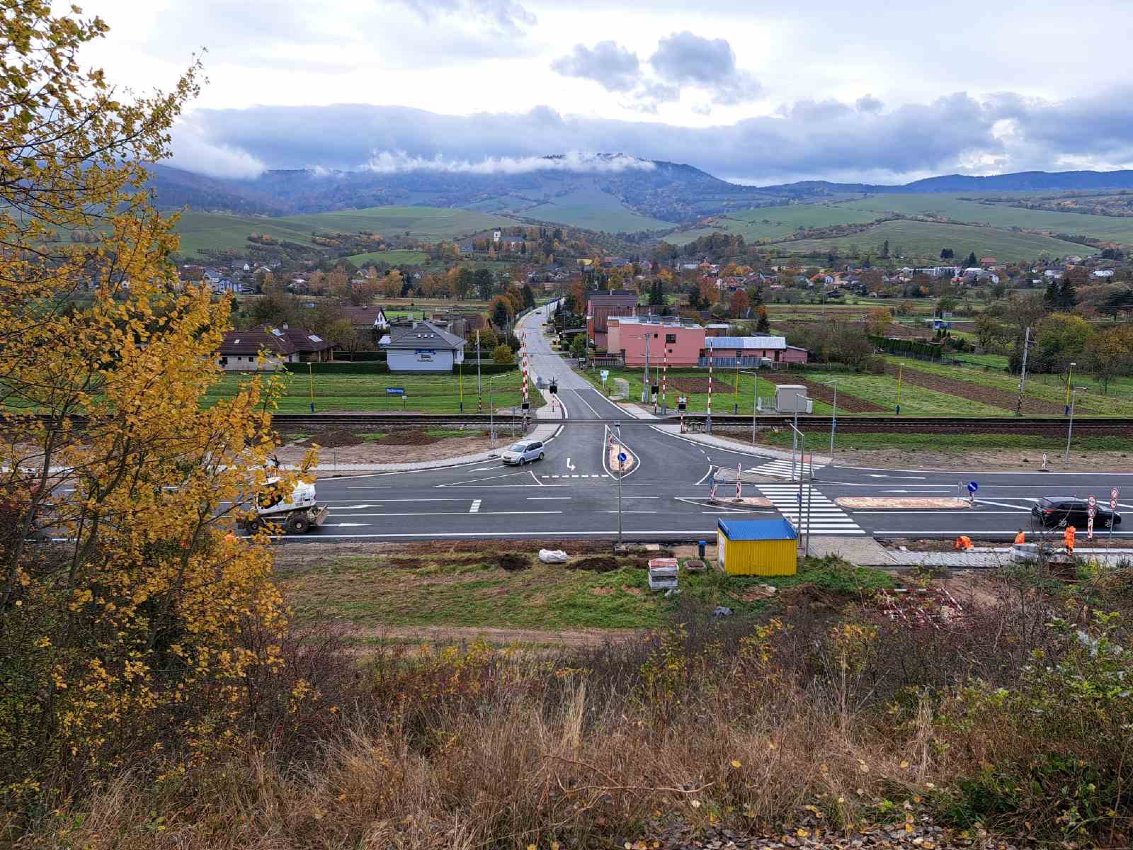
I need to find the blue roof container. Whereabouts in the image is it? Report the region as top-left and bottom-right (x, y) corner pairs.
(717, 517), (798, 541)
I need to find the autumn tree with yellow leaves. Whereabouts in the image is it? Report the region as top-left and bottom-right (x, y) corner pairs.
(0, 1), (310, 807)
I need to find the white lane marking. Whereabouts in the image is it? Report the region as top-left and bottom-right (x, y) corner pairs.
(469, 499), (482, 513)
(973, 499), (1033, 511)
(297, 529), (721, 539)
(436, 471), (528, 487)
(470, 466), (495, 472)
(324, 510), (563, 517)
(695, 467), (714, 486)
(324, 523), (369, 527)
(867, 474), (926, 480)
(527, 497), (572, 500)
(602, 510), (657, 514)
(566, 457), (576, 471)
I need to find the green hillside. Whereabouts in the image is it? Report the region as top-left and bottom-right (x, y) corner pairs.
(839, 194), (1133, 244)
(345, 249), (429, 266)
(770, 218), (1094, 262)
(173, 207), (518, 257)
(667, 204), (882, 244)
(517, 188), (676, 232)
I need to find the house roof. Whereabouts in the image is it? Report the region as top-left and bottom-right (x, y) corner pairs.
(271, 326), (334, 353)
(718, 517), (798, 541)
(341, 305), (390, 327)
(383, 321), (465, 351)
(219, 328), (296, 357)
(706, 336), (787, 350)
(587, 289), (638, 308)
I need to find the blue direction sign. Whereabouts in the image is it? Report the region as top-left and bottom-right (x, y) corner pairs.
(386, 387), (405, 396)
(967, 481), (979, 494)
(617, 452), (628, 464)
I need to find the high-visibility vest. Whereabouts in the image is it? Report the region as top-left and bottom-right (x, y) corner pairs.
(1064, 526), (1076, 547)
(954, 535), (973, 551)
(1014, 531), (1026, 545)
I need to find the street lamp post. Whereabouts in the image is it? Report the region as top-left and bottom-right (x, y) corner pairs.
(895, 362), (904, 416)
(1064, 386), (1085, 463)
(1065, 361), (1076, 416)
(489, 376), (496, 446)
(476, 329), (483, 413)
(828, 379), (838, 462)
(307, 361), (315, 413)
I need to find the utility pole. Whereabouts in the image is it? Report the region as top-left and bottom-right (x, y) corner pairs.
(1064, 387), (1082, 463)
(1065, 361), (1076, 417)
(476, 329), (483, 413)
(1014, 326), (1030, 417)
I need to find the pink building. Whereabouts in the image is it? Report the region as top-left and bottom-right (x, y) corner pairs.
(586, 290), (638, 350)
(607, 317), (704, 367)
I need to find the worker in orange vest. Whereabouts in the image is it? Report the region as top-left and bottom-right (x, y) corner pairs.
(1014, 529), (1026, 545)
(1064, 525), (1076, 554)
(953, 535), (974, 551)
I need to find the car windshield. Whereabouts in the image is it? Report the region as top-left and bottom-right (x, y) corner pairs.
(507, 443), (530, 453)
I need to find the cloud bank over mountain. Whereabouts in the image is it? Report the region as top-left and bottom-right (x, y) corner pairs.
(170, 87), (1133, 185)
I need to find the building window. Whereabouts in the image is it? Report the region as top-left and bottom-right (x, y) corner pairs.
(665, 333), (677, 344)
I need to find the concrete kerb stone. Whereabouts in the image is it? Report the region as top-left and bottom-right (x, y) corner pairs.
(297, 421), (562, 475)
(650, 423), (833, 465)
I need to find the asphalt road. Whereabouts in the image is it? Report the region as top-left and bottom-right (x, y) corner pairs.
(291, 303), (1133, 544)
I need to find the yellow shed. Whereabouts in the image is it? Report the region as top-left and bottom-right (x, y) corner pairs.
(716, 517), (798, 576)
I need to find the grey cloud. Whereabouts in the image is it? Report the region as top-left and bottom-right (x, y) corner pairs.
(552, 41), (641, 92)
(855, 95), (884, 113)
(396, 0), (535, 34)
(649, 32), (761, 104)
(172, 89), (1133, 184)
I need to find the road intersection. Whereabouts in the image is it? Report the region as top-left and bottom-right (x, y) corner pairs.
(294, 303), (1133, 545)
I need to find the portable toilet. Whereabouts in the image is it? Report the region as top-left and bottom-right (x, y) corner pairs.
(716, 518), (798, 576)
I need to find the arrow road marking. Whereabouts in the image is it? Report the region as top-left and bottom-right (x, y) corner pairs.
(566, 457), (576, 471)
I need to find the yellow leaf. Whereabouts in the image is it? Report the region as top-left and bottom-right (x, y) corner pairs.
(730, 759), (742, 768)
(690, 800), (701, 809)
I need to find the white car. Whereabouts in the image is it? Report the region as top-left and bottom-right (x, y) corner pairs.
(500, 440), (545, 465)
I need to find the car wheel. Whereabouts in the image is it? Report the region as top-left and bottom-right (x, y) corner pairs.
(538, 452), (544, 461)
(1058, 518), (1068, 528)
(519, 457), (526, 466)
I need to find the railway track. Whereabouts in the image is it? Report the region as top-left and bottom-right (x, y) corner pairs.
(13, 412), (1132, 436)
(265, 413), (1133, 436)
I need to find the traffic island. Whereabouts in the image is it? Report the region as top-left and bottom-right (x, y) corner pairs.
(607, 438), (637, 474)
(835, 497), (971, 510)
(707, 496), (774, 509)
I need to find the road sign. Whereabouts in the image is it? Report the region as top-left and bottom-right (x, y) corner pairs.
(967, 481), (978, 494)
(617, 451), (627, 464)
(385, 387), (405, 396)
(1088, 495), (1097, 520)
(1112, 488), (1120, 510)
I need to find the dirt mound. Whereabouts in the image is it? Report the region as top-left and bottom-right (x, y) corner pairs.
(299, 429), (363, 448)
(497, 553), (531, 571)
(376, 430), (439, 446)
(568, 556), (621, 573)
(760, 372), (885, 412)
(888, 363), (1064, 415)
(670, 377), (734, 394)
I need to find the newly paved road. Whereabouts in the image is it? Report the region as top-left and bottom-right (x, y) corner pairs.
(293, 303), (1133, 544)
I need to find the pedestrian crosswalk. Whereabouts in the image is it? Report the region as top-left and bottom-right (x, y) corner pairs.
(747, 458), (828, 480)
(540, 473), (610, 479)
(757, 483), (866, 536)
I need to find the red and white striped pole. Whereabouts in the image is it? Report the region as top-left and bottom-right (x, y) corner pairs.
(706, 355), (713, 433)
(735, 461), (743, 500)
(661, 347), (668, 414)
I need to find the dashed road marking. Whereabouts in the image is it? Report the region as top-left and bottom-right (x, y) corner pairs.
(469, 499), (481, 513)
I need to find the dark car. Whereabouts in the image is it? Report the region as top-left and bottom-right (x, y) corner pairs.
(1031, 497), (1121, 529)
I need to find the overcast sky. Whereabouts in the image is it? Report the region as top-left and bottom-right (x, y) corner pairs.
(77, 0), (1133, 184)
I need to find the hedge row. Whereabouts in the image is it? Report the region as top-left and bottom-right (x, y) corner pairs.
(868, 335), (944, 360)
(282, 361), (517, 375)
(332, 350), (387, 362)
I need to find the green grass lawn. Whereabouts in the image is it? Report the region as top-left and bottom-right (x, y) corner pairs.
(890, 357), (1133, 416)
(174, 211), (319, 256)
(205, 369), (537, 413)
(345, 249), (429, 266)
(758, 430), (1131, 453)
(770, 218), (1094, 263)
(581, 367), (820, 415)
(279, 552), (894, 633)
